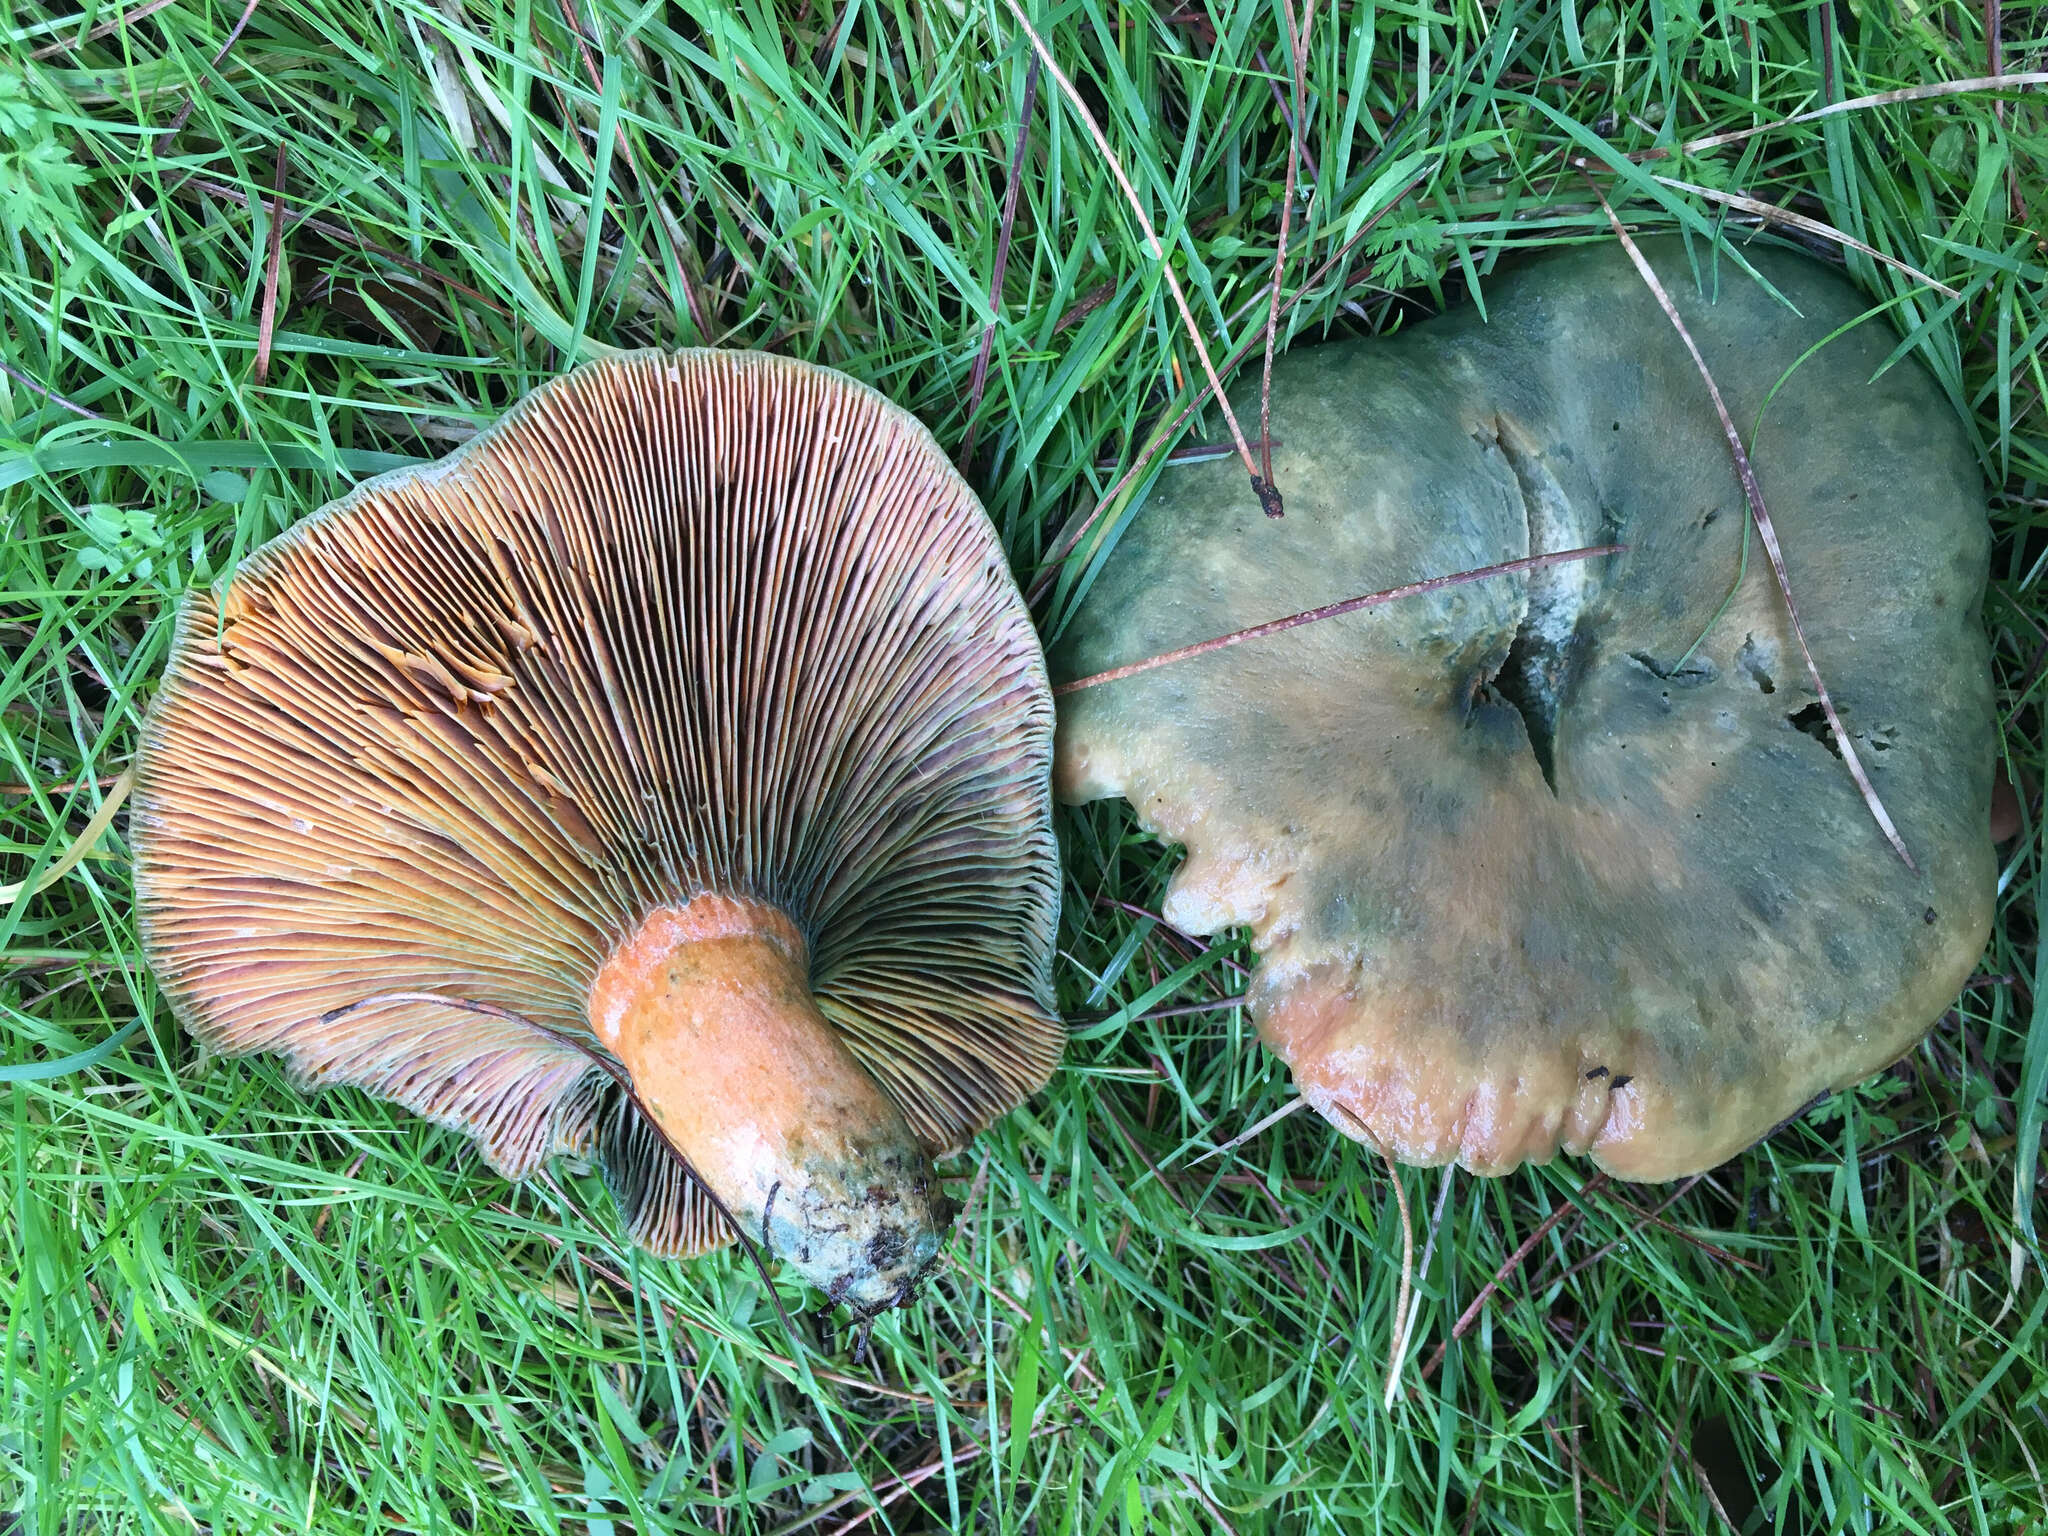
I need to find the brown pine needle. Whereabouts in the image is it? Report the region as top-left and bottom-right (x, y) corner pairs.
(155, 0), (264, 143)
(1256, 0), (1315, 515)
(1591, 184), (1915, 869)
(1253, 46), (1320, 184)
(184, 179), (512, 317)
(958, 54), (1042, 473)
(1001, 0), (1268, 507)
(1093, 436), (1281, 472)
(1185, 1095), (1308, 1168)
(1053, 546), (1622, 697)
(30, 0), (182, 59)
(0, 358), (102, 420)
(253, 143), (289, 386)
(1544, 1174), (1765, 1286)
(0, 776), (126, 796)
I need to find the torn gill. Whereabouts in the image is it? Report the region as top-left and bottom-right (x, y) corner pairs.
(1483, 416), (1601, 791)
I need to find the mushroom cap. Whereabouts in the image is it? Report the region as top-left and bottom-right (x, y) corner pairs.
(1055, 239), (1994, 1181)
(134, 349), (1061, 1255)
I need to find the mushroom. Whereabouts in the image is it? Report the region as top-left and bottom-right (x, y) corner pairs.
(133, 350), (1061, 1315)
(1054, 238), (1994, 1181)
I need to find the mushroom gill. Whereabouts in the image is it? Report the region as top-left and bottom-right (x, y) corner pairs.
(133, 350), (1062, 1315)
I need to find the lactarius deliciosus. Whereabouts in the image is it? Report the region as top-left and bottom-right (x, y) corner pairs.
(1055, 238), (1993, 1180)
(134, 351), (1061, 1315)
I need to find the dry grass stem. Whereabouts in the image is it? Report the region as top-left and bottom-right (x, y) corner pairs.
(1377, 1137), (1416, 1410)
(1654, 71), (2048, 162)
(0, 768), (134, 909)
(959, 55), (1042, 472)
(1257, 0), (1315, 512)
(253, 144), (289, 386)
(1593, 182), (1915, 868)
(1651, 176), (1961, 299)
(1002, 0), (1269, 502)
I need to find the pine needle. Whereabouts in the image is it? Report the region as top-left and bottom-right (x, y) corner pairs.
(1055, 546), (1622, 696)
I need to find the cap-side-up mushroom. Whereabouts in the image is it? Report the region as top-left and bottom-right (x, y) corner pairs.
(134, 350), (1061, 1315)
(1055, 238), (1994, 1181)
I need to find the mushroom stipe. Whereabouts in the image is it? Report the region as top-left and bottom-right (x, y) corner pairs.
(314, 987), (815, 1342)
(133, 349), (1061, 1316)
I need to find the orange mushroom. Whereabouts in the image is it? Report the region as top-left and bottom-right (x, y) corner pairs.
(134, 351), (1062, 1315)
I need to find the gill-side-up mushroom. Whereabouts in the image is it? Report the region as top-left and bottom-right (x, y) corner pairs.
(134, 350), (1061, 1315)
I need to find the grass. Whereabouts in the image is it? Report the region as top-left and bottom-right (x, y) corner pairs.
(2, 0), (2045, 1530)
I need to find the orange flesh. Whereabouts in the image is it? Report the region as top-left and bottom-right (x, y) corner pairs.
(590, 895), (945, 1311)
